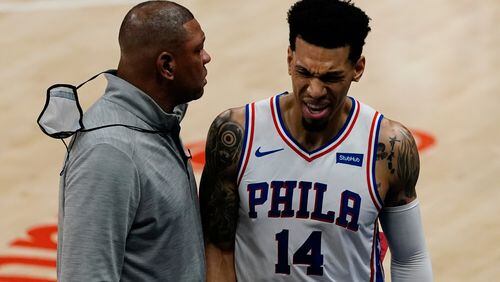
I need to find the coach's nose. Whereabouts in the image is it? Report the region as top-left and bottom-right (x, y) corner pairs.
(202, 49), (211, 65)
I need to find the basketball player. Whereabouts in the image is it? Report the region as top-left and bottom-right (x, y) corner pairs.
(200, 0), (432, 281)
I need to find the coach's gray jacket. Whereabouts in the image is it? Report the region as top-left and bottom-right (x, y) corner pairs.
(57, 72), (205, 281)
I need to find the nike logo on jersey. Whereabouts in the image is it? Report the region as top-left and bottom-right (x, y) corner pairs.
(336, 153), (364, 167)
(255, 147), (284, 157)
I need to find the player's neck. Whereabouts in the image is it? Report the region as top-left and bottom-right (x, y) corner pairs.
(281, 95), (350, 152)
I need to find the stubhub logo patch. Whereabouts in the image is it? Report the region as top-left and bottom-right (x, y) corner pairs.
(336, 153), (364, 167)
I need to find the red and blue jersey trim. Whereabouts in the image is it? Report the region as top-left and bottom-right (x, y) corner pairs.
(370, 223), (385, 282)
(366, 112), (384, 211)
(270, 95), (360, 162)
(237, 102), (256, 186)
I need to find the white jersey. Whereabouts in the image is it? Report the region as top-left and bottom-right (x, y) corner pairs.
(235, 93), (385, 282)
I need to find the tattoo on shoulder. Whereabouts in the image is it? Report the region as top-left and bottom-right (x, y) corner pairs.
(200, 110), (244, 250)
(376, 136), (401, 174)
(387, 136), (400, 174)
(377, 121), (420, 206)
(376, 143), (388, 161)
(206, 110), (244, 170)
(396, 128), (419, 198)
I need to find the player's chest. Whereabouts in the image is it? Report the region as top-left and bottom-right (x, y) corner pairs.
(239, 158), (378, 230)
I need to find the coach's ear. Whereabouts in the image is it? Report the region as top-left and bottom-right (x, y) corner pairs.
(157, 51), (175, 80)
(352, 56), (365, 82)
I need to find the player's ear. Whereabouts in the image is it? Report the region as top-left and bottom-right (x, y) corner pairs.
(352, 56), (365, 82)
(157, 51), (175, 80)
(287, 46), (293, 76)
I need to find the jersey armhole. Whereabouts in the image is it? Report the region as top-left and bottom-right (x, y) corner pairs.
(366, 112), (384, 211)
(236, 102), (255, 186)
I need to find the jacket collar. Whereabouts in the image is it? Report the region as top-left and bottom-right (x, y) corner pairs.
(103, 71), (187, 131)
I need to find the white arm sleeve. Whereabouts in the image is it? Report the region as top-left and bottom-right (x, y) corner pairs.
(379, 200), (433, 282)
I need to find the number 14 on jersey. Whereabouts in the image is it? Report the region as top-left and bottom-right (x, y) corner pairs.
(275, 229), (324, 276)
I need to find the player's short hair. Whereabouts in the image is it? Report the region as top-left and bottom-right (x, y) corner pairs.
(287, 0), (371, 64)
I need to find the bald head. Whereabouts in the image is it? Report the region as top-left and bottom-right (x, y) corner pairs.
(118, 1), (194, 56)
(116, 1), (209, 113)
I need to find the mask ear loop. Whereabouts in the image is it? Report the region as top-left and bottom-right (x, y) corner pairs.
(76, 70), (113, 89)
(72, 70), (113, 132)
(60, 137), (72, 176)
(59, 132), (78, 216)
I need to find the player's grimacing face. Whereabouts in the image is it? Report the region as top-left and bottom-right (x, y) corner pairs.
(287, 37), (364, 131)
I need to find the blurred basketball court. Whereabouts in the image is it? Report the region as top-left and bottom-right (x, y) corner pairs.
(0, 0), (498, 280)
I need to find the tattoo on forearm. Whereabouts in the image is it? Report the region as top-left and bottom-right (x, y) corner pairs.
(204, 178), (239, 249)
(200, 110), (243, 250)
(396, 128), (419, 198)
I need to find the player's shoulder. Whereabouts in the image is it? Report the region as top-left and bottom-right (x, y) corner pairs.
(209, 93), (277, 137)
(378, 117), (415, 146)
(376, 117), (420, 206)
(204, 106), (247, 176)
(377, 117), (418, 171)
(212, 106), (246, 128)
(206, 106), (247, 149)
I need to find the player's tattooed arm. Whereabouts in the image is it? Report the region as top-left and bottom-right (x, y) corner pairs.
(200, 108), (245, 282)
(199, 108), (245, 250)
(377, 119), (420, 207)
